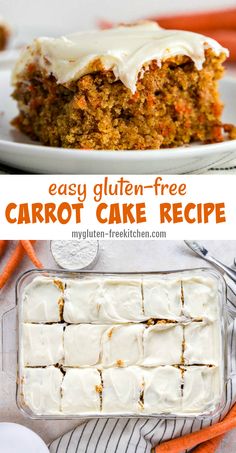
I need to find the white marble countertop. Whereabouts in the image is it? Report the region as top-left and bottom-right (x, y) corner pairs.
(0, 239), (236, 451)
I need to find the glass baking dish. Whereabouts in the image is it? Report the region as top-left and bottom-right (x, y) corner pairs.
(12, 267), (228, 421)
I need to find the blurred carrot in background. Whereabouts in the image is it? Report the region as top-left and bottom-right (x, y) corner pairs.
(199, 30), (236, 61)
(152, 8), (236, 32)
(150, 8), (236, 62)
(98, 8), (236, 62)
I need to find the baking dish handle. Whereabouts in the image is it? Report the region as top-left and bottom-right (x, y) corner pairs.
(1, 306), (17, 379)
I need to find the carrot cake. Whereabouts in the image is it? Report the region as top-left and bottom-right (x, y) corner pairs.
(11, 22), (231, 150)
(19, 272), (223, 416)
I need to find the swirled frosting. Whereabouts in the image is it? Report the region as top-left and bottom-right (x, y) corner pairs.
(12, 22), (229, 93)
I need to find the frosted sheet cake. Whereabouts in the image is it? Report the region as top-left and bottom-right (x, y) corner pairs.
(18, 272), (224, 416)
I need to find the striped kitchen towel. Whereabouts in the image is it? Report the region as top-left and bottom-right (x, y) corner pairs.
(49, 282), (236, 453)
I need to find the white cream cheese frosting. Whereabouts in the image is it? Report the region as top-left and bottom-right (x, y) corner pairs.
(64, 324), (107, 366)
(102, 324), (144, 367)
(22, 276), (63, 323)
(142, 323), (183, 366)
(23, 323), (64, 366)
(23, 366), (63, 414)
(182, 366), (221, 413)
(63, 277), (144, 324)
(143, 278), (182, 320)
(184, 321), (220, 365)
(12, 22), (229, 93)
(61, 368), (101, 414)
(144, 366), (182, 413)
(182, 276), (219, 320)
(98, 278), (144, 323)
(63, 278), (101, 323)
(102, 366), (143, 413)
(22, 364), (222, 415)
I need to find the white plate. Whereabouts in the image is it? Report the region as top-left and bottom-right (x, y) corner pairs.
(0, 423), (49, 453)
(0, 57), (236, 174)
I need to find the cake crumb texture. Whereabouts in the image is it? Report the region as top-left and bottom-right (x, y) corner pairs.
(12, 51), (228, 150)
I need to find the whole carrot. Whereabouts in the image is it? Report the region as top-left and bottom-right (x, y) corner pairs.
(20, 240), (43, 268)
(0, 240), (8, 257)
(193, 434), (224, 452)
(155, 404), (236, 453)
(0, 242), (26, 289)
(0, 240), (36, 289)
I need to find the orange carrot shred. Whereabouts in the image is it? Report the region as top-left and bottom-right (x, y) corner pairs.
(20, 240), (43, 269)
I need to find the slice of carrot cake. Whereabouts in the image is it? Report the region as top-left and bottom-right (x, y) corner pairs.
(11, 22), (230, 150)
